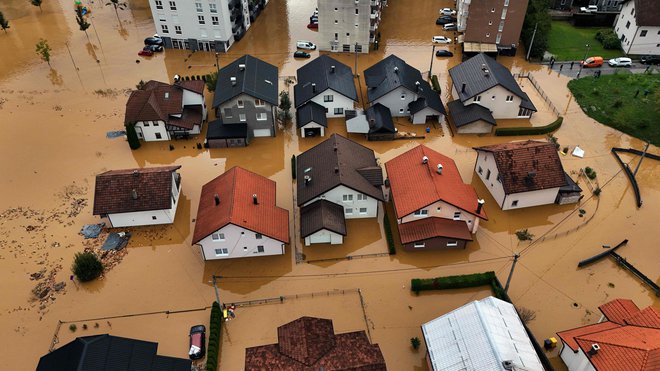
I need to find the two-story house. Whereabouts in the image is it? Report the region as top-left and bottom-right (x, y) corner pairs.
(473, 140), (582, 210)
(448, 53), (537, 134)
(294, 55), (358, 137)
(192, 166), (289, 260)
(363, 55), (446, 124)
(211, 55), (278, 146)
(124, 79), (206, 141)
(297, 134), (384, 245)
(93, 166), (182, 228)
(385, 145), (487, 251)
(614, 0), (660, 55)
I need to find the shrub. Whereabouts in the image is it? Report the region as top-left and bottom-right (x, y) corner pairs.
(516, 306), (537, 324)
(383, 212), (396, 255)
(205, 302), (222, 371)
(72, 251), (103, 282)
(596, 29), (621, 50)
(410, 272), (496, 294)
(69, 324), (77, 332)
(205, 71), (218, 93)
(410, 337), (421, 350)
(593, 187), (602, 196)
(430, 75), (441, 93)
(291, 155), (296, 180)
(516, 229), (534, 241)
(495, 117), (563, 136)
(584, 167), (597, 180)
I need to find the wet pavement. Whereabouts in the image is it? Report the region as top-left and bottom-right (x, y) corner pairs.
(0, 0), (658, 370)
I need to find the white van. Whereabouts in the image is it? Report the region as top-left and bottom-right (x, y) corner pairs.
(296, 41), (316, 50)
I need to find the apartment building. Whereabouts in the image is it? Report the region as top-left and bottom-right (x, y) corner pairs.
(317, 0), (383, 53)
(614, 0), (660, 55)
(147, 0), (268, 52)
(456, 0), (529, 55)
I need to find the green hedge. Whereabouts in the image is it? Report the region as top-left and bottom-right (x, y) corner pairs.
(431, 75), (441, 93)
(411, 272), (496, 293)
(383, 212), (396, 255)
(205, 302), (222, 371)
(125, 123), (141, 150)
(291, 155), (296, 180)
(495, 117), (563, 136)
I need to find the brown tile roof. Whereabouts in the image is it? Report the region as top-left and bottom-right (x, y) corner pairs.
(599, 298), (640, 325)
(192, 167), (289, 244)
(398, 217), (473, 244)
(385, 145), (487, 220)
(244, 317), (386, 370)
(474, 140), (567, 194)
(125, 80), (204, 125)
(300, 200), (347, 238)
(630, 0), (660, 27)
(557, 322), (621, 351)
(92, 166), (181, 215)
(177, 80), (205, 95)
(297, 134), (384, 206)
(168, 105), (203, 130)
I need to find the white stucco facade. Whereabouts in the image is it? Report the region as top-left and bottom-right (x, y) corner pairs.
(614, 1), (660, 55)
(397, 199), (480, 233)
(198, 223), (285, 260)
(452, 84), (528, 119)
(455, 119), (494, 134)
(134, 120), (170, 141)
(300, 122), (325, 138)
(304, 229), (344, 246)
(559, 344), (597, 371)
(309, 89), (356, 118)
(303, 185), (380, 219)
(410, 106), (444, 124)
(373, 87), (418, 118)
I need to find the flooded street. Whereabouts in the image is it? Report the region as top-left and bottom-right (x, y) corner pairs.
(0, 0), (658, 369)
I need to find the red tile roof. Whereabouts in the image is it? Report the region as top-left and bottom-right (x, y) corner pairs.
(557, 322), (621, 351)
(385, 145), (487, 220)
(599, 298), (641, 325)
(626, 307), (660, 329)
(93, 166), (180, 215)
(398, 217), (473, 244)
(192, 167), (289, 244)
(474, 140), (567, 194)
(244, 317), (386, 370)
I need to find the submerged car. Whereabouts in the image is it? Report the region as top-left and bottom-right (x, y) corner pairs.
(138, 49), (154, 57)
(432, 36), (452, 44)
(144, 36), (164, 46)
(440, 8), (457, 16)
(188, 325), (206, 360)
(294, 51), (311, 58)
(608, 57), (632, 67)
(436, 15), (457, 25)
(443, 23), (457, 31)
(143, 44), (164, 52)
(435, 50), (454, 57)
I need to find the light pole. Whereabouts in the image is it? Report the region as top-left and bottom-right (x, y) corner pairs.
(577, 44), (590, 78)
(214, 52), (220, 73)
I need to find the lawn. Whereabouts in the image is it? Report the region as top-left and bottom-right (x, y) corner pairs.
(547, 21), (622, 61)
(568, 72), (660, 146)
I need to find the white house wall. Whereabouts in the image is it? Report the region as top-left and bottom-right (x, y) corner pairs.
(305, 229), (343, 246)
(559, 344), (597, 371)
(182, 89), (207, 119)
(502, 187), (560, 210)
(475, 151), (506, 207)
(614, 1), (660, 55)
(456, 120), (493, 134)
(300, 122), (325, 138)
(309, 88), (356, 118)
(398, 199), (480, 233)
(411, 106), (444, 124)
(135, 120), (170, 141)
(198, 223), (285, 260)
(303, 185), (379, 219)
(464, 85), (524, 119)
(373, 87), (420, 118)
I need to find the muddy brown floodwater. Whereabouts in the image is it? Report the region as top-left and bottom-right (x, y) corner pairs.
(0, 0), (658, 369)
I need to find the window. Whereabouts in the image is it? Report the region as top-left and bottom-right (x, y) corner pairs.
(491, 95), (496, 100)
(501, 8), (507, 19)
(343, 44), (350, 52)
(355, 24), (358, 28)
(496, 33), (502, 44)
(211, 233), (225, 241)
(478, 166), (483, 174)
(243, 246), (248, 251)
(256, 113), (267, 121)
(399, 108), (404, 114)
(254, 99), (265, 106)
(640, 30), (647, 37)
(152, 216), (157, 220)
(169, 1), (176, 10)
(334, 33), (339, 40)
(345, 208), (353, 215)
(506, 95), (514, 102)
(491, 7), (495, 12)
(195, 2), (203, 12)
(335, 20), (338, 24)
(237, 99), (244, 108)
(346, 32), (350, 36)
(161, 24), (169, 33)
(212, 16), (219, 25)
(453, 212), (461, 220)
(144, 121), (150, 127)
(215, 248), (229, 256)
(414, 242), (425, 248)
(155, 133), (162, 139)
(413, 209), (428, 216)
(334, 108), (343, 115)
(357, 194), (367, 201)
(359, 208), (367, 214)
(334, 7), (338, 11)
(625, 21), (630, 29)
(255, 233), (262, 239)
(323, 95), (334, 102)
(342, 194), (354, 202)
(474, 95), (481, 102)
(224, 108), (232, 117)
(239, 114), (246, 122)
(355, 44), (362, 53)
(155, 0), (163, 9)
(355, 9), (359, 14)
(499, 20), (505, 32)
(209, 3), (217, 13)
(153, 122), (159, 126)
(486, 33), (491, 38)
(497, 174), (502, 183)
(504, 0), (509, 5)
(175, 25), (182, 34)
(198, 15), (205, 24)
(256, 245), (265, 253)
(511, 200), (519, 207)
(447, 241), (458, 247)
(486, 169), (491, 180)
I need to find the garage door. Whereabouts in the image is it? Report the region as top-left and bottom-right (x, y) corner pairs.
(310, 232), (331, 244)
(253, 129), (271, 137)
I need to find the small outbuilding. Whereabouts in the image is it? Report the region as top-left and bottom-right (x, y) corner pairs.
(206, 118), (248, 148)
(296, 101), (328, 138)
(300, 199), (347, 246)
(447, 99), (496, 134)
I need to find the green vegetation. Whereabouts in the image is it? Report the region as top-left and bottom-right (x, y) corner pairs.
(72, 251), (104, 282)
(584, 167), (597, 180)
(206, 302), (222, 371)
(35, 39), (52, 66)
(495, 117), (563, 136)
(383, 212), (396, 255)
(515, 229), (534, 241)
(278, 91), (292, 122)
(568, 73), (660, 146)
(75, 4), (91, 39)
(547, 21), (621, 60)
(410, 337), (421, 350)
(69, 324), (77, 332)
(125, 123), (141, 150)
(521, 0), (551, 59)
(291, 155), (296, 180)
(411, 272), (496, 294)
(0, 11), (9, 33)
(205, 71), (218, 93)
(595, 29), (621, 50)
(430, 75), (441, 93)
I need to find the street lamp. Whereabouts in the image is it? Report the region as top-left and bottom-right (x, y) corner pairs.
(214, 52), (220, 73)
(577, 43), (590, 78)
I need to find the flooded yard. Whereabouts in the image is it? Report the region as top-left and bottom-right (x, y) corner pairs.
(0, 0), (658, 370)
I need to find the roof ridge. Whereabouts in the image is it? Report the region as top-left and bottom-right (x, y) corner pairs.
(228, 167), (238, 224)
(577, 327), (659, 351)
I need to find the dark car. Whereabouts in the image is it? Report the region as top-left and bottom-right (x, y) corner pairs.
(144, 36), (164, 46)
(435, 50), (454, 57)
(188, 325), (206, 360)
(294, 51), (311, 58)
(436, 16), (457, 25)
(143, 44), (164, 52)
(640, 55), (660, 65)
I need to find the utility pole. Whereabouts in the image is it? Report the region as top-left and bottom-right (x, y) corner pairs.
(633, 141), (650, 176)
(354, 42), (359, 78)
(504, 253), (520, 293)
(577, 43), (591, 78)
(428, 44), (437, 79)
(525, 22), (538, 61)
(214, 52), (220, 73)
(212, 274), (221, 304)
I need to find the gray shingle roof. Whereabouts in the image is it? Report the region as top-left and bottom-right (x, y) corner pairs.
(213, 55), (279, 108)
(364, 55), (425, 102)
(448, 53), (536, 112)
(367, 103), (395, 134)
(447, 100), (496, 127)
(294, 55), (358, 108)
(296, 101), (328, 128)
(300, 199), (347, 237)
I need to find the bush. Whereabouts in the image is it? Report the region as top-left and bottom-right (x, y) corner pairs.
(205, 301), (222, 371)
(410, 337), (421, 350)
(69, 324), (77, 332)
(495, 117), (563, 136)
(72, 251), (103, 282)
(205, 71), (218, 93)
(410, 272), (496, 294)
(584, 167), (597, 180)
(291, 155), (296, 180)
(516, 306), (537, 324)
(430, 75), (441, 93)
(125, 123), (141, 150)
(596, 29), (621, 50)
(593, 187), (602, 196)
(516, 229), (534, 241)
(383, 212), (396, 255)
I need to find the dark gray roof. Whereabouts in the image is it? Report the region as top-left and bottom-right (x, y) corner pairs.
(300, 199), (347, 237)
(519, 92), (537, 111)
(448, 53), (536, 111)
(559, 172), (583, 193)
(294, 55), (358, 108)
(37, 334), (191, 371)
(213, 55), (279, 108)
(408, 84), (447, 115)
(447, 100), (496, 127)
(206, 118), (248, 139)
(297, 134), (385, 206)
(296, 101), (328, 128)
(367, 103), (395, 134)
(364, 55), (425, 102)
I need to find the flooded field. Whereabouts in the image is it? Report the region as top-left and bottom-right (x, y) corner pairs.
(0, 0), (658, 370)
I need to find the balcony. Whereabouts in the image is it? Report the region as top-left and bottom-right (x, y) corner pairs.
(370, 0), (379, 6)
(370, 11), (379, 20)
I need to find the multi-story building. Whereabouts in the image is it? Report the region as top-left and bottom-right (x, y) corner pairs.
(317, 0), (383, 53)
(456, 0), (529, 55)
(614, 0), (660, 55)
(146, 0), (268, 52)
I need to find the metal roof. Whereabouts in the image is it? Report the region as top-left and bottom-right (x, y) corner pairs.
(296, 101), (328, 128)
(447, 99), (496, 127)
(213, 55), (279, 107)
(294, 55), (358, 108)
(206, 118), (248, 139)
(367, 103), (395, 134)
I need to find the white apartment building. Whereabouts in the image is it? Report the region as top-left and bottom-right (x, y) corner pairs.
(317, 0), (383, 53)
(614, 0), (660, 55)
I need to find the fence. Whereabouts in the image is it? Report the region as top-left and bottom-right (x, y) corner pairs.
(229, 288), (361, 308)
(513, 73), (561, 118)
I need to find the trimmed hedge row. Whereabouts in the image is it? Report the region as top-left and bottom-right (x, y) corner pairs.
(431, 75), (441, 93)
(383, 212), (396, 255)
(205, 302), (222, 371)
(411, 271), (496, 293)
(495, 117), (563, 136)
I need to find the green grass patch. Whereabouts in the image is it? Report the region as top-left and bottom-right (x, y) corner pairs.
(547, 21), (622, 60)
(568, 73), (660, 146)
(495, 117), (563, 136)
(411, 272), (496, 294)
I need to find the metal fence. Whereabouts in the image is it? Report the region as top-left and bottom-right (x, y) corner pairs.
(513, 73), (561, 117)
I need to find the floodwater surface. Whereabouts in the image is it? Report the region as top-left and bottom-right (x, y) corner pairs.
(0, 0), (658, 370)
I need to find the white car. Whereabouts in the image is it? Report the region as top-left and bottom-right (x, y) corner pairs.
(296, 40), (316, 50)
(608, 57), (632, 67)
(439, 8), (456, 16)
(443, 23), (457, 31)
(432, 36), (452, 44)
(580, 5), (598, 12)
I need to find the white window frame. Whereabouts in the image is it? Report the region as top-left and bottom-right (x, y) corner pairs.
(211, 233), (225, 241)
(357, 194), (367, 201)
(453, 212), (461, 220)
(334, 108), (343, 115)
(342, 194), (353, 202)
(169, 1), (177, 10)
(198, 15), (205, 25)
(239, 113), (246, 122)
(345, 208), (353, 215)
(237, 99), (244, 108)
(323, 95), (334, 102)
(175, 25), (182, 34)
(195, 2), (203, 12)
(474, 96), (481, 102)
(413, 209), (428, 216)
(209, 2), (217, 13)
(255, 233), (263, 239)
(506, 95), (514, 102)
(511, 200), (519, 207)
(478, 166), (483, 174)
(447, 241), (458, 247)
(161, 24), (169, 33)
(414, 242), (425, 248)
(256, 245), (265, 253)
(359, 208), (367, 214)
(215, 248), (229, 256)
(212, 16), (219, 25)
(256, 112), (267, 121)
(254, 99), (265, 106)
(155, 0), (163, 9)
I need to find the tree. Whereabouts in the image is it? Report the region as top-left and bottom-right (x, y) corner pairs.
(125, 123), (141, 149)
(410, 337), (421, 350)
(71, 251), (104, 282)
(74, 4), (91, 40)
(35, 39), (52, 66)
(105, 0), (127, 24)
(0, 11), (9, 33)
(205, 71), (218, 93)
(515, 229), (534, 242)
(521, 0), (552, 60)
(278, 91), (291, 122)
(516, 306), (537, 324)
(31, 0), (43, 12)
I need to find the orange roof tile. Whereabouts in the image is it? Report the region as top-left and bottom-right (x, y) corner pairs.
(599, 298), (641, 325)
(575, 326), (660, 371)
(557, 322), (621, 351)
(385, 145), (487, 220)
(192, 167), (289, 244)
(626, 307), (660, 329)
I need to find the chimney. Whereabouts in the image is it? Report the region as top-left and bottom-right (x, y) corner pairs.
(333, 143), (337, 151)
(422, 156), (428, 164)
(173, 74), (180, 83)
(334, 167), (339, 174)
(131, 189), (138, 200)
(476, 199), (485, 214)
(132, 169), (139, 177)
(461, 83), (466, 93)
(304, 175), (312, 185)
(230, 76), (237, 86)
(330, 65), (336, 73)
(394, 66), (399, 73)
(502, 360), (514, 371)
(252, 194), (258, 205)
(214, 193), (220, 206)
(436, 164), (443, 174)
(312, 83), (316, 93)
(588, 344), (600, 356)
(238, 63), (246, 71)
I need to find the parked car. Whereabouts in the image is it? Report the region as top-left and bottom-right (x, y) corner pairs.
(138, 49), (154, 57)
(608, 57), (632, 67)
(436, 15), (457, 25)
(432, 36), (452, 44)
(439, 8), (457, 16)
(188, 325), (206, 360)
(144, 36), (164, 46)
(294, 51), (311, 58)
(307, 22), (318, 29)
(143, 44), (164, 52)
(640, 55), (660, 65)
(443, 23), (457, 31)
(580, 5), (598, 12)
(580, 56), (603, 68)
(296, 40), (316, 50)
(435, 50), (454, 57)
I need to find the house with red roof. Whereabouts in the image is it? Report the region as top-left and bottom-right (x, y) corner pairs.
(192, 167), (289, 260)
(556, 298), (660, 371)
(385, 145), (487, 251)
(124, 79), (206, 142)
